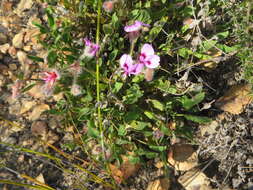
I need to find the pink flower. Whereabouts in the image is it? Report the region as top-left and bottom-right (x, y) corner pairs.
(103, 0), (115, 12)
(139, 44), (160, 68)
(120, 54), (143, 76)
(41, 69), (60, 96)
(83, 38), (100, 58)
(124, 21), (150, 41)
(124, 21), (149, 32)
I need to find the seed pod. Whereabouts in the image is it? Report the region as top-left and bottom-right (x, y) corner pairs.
(145, 68), (154, 81)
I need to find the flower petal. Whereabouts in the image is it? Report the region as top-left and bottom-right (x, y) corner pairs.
(141, 43), (154, 56)
(145, 55), (160, 68)
(130, 63), (144, 75)
(120, 54), (133, 68)
(124, 21), (142, 32)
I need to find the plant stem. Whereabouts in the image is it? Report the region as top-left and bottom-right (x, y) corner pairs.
(95, 0), (105, 158)
(129, 39), (137, 56)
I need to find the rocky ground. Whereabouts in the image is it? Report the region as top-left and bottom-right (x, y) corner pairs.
(0, 0), (252, 190)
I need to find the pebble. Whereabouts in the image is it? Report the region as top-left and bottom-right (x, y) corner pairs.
(23, 45), (32, 51)
(28, 103), (50, 121)
(20, 100), (37, 114)
(28, 84), (45, 99)
(0, 74), (5, 87)
(8, 46), (17, 57)
(2, 136), (17, 144)
(31, 120), (48, 137)
(17, 50), (27, 65)
(15, 0), (34, 16)
(8, 63), (17, 70)
(0, 33), (7, 44)
(0, 43), (10, 54)
(12, 32), (24, 48)
(0, 63), (9, 74)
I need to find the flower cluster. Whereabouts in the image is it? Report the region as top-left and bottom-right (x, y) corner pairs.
(103, 0), (117, 13)
(41, 69), (60, 96)
(120, 21), (160, 78)
(120, 43), (160, 77)
(82, 38), (100, 58)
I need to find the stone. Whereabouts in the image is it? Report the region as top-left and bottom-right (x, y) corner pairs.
(35, 173), (45, 184)
(15, 0), (33, 16)
(31, 120), (48, 139)
(27, 15), (41, 28)
(0, 64), (9, 74)
(20, 100), (37, 114)
(0, 33), (7, 44)
(167, 144), (198, 171)
(8, 46), (17, 57)
(215, 84), (253, 114)
(0, 43), (10, 54)
(178, 169), (211, 190)
(12, 32), (24, 48)
(47, 130), (60, 144)
(1, 1), (13, 12)
(8, 63), (17, 71)
(28, 84), (45, 99)
(17, 50), (27, 65)
(9, 101), (21, 115)
(146, 178), (171, 190)
(28, 103), (50, 121)
(23, 45), (32, 52)
(0, 74), (5, 87)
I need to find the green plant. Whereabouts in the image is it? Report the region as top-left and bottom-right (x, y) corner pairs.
(21, 0), (253, 187)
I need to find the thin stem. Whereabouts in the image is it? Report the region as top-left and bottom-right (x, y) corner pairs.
(129, 39), (137, 56)
(95, 0), (105, 158)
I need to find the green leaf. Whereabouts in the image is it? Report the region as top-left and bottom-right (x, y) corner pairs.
(182, 114), (212, 123)
(135, 121), (149, 130)
(180, 92), (205, 110)
(28, 55), (44, 62)
(216, 44), (239, 53)
(131, 121), (149, 130)
(143, 131), (153, 136)
(78, 107), (90, 119)
(149, 145), (167, 152)
(32, 21), (48, 33)
(87, 120), (99, 138)
(131, 9), (151, 23)
(123, 84), (143, 104)
(118, 125), (127, 136)
(138, 148), (158, 158)
(144, 111), (155, 120)
(115, 139), (130, 145)
(111, 13), (119, 29)
(103, 24), (113, 34)
(46, 9), (56, 30)
(109, 49), (118, 61)
(216, 31), (229, 39)
(47, 50), (57, 67)
(200, 40), (217, 51)
(21, 83), (36, 93)
(178, 48), (193, 58)
(62, 142), (76, 151)
(124, 110), (140, 123)
(113, 82), (123, 93)
(149, 99), (164, 111)
(128, 155), (140, 164)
